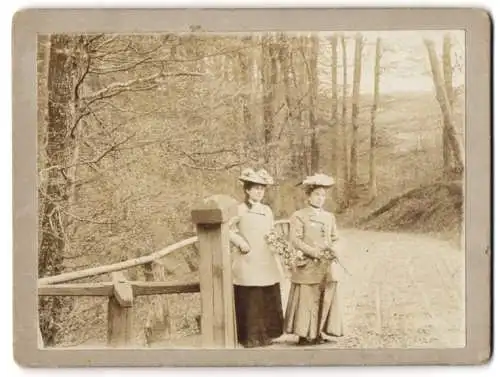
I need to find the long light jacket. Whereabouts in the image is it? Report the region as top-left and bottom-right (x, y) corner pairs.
(229, 202), (283, 287)
(289, 206), (343, 284)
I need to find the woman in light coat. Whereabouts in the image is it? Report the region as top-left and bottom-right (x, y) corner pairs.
(229, 168), (284, 348)
(284, 173), (344, 346)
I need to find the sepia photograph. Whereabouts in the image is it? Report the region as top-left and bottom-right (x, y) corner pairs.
(36, 28), (467, 350)
(12, 7), (491, 367)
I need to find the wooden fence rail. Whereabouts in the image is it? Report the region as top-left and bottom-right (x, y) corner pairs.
(39, 271), (200, 347)
(37, 194), (291, 349)
(38, 280), (200, 297)
(38, 237), (198, 285)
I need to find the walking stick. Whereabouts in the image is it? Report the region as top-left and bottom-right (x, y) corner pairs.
(334, 257), (352, 277)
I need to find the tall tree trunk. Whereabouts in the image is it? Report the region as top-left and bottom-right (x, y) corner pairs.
(38, 34), (79, 346)
(442, 33), (454, 178)
(244, 36), (261, 156)
(37, 35), (51, 252)
(64, 36), (91, 253)
(299, 36), (312, 175)
(288, 37), (305, 177)
(424, 38), (464, 178)
(309, 35), (320, 173)
(266, 34), (284, 211)
(269, 37), (280, 174)
(368, 37), (382, 201)
(442, 33), (455, 110)
(330, 35), (340, 205)
(240, 37), (254, 147)
(340, 35), (350, 209)
(261, 34), (274, 165)
(279, 33), (297, 178)
(349, 33), (363, 203)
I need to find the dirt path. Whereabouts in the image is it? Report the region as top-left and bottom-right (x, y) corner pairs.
(268, 229), (465, 349)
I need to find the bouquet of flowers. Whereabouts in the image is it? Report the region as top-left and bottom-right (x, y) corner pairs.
(318, 245), (337, 261)
(265, 230), (307, 268)
(317, 244), (352, 277)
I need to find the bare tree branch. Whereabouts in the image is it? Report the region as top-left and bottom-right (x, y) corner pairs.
(150, 45), (252, 63)
(71, 81), (166, 135)
(190, 148), (239, 156)
(181, 161), (246, 171)
(88, 39), (170, 74)
(41, 133), (136, 174)
(126, 39), (165, 57)
(60, 209), (117, 225)
(89, 55), (154, 74)
(81, 71), (204, 104)
(86, 33), (105, 43)
(74, 53), (91, 102)
(89, 35), (122, 53)
(92, 133), (137, 165)
(275, 89), (311, 140)
(96, 100), (164, 115)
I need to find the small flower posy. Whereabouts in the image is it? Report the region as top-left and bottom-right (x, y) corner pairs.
(264, 230), (307, 268)
(318, 246), (337, 261)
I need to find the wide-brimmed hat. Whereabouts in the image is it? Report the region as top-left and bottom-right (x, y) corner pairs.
(238, 168), (274, 185)
(298, 173), (335, 188)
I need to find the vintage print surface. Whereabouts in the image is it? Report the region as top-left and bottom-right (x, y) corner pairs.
(35, 29), (469, 352)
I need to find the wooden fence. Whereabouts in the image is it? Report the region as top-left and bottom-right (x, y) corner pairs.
(37, 195), (290, 349)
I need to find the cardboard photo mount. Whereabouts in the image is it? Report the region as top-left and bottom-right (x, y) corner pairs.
(12, 7), (492, 367)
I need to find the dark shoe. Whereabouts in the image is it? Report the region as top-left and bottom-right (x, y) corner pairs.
(241, 340), (260, 348)
(298, 337), (316, 346)
(314, 337), (329, 344)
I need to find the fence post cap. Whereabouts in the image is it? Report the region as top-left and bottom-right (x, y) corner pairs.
(191, 194), (238, 225)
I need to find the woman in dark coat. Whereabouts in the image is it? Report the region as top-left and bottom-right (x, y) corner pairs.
(229, 168), (285, 348)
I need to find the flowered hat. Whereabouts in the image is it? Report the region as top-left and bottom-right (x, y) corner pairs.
(299, 173), (335, 188)
(238, 168), (274, 185)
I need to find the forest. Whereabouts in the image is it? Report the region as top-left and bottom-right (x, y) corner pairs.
(37, 30), (465, 347)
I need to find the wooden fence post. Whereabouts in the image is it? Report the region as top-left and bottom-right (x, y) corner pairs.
(144, 261), (172, 346)
(191, 194), (238, 349)
(107, 272), (134, 347)
(37, 319), (44, 348)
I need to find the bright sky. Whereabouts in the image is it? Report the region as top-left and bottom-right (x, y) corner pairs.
(316, 30), (465, 95)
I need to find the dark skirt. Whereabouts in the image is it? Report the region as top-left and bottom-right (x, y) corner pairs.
(234, 283), (284, 347)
